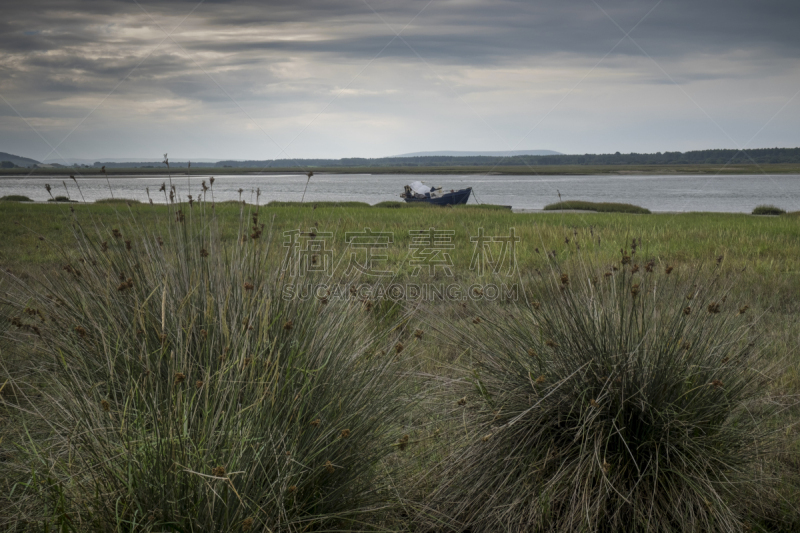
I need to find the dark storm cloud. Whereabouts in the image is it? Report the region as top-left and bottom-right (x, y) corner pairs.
(1, 0), (797, 104)
(4, 1), (800, 66)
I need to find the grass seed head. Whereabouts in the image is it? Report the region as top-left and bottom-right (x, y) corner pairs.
(174, 373), (186, 385)
(211, 466), (226, 477)
(340, 429), (350, 438)
(325, 461), (335, 473)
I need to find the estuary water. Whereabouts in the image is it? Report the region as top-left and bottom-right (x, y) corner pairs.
(1, 173), (799, 213)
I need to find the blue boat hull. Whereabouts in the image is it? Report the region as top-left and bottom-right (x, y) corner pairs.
(403, 187), (472, 205)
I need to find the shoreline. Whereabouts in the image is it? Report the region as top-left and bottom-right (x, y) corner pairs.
(2, 163), (800, 179)
(0, 201), (776, 215)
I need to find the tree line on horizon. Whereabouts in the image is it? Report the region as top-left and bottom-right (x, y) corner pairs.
(6, 147), (800, 170)
(97, 147), (800, 169)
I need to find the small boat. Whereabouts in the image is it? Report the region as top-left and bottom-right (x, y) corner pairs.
(400, 181), (472, 206)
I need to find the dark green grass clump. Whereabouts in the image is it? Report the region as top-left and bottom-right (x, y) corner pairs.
(373, 201), (434, 208)
(268, 200), (371, 208)
(2, 199), (415, 531)
(0, 195), (32, 202)
(94, 197), (141, 204)
(428, 261), (781, 532)
(543, 200), (651, 214)
(752, 205), (786, 215)
(46, 195), (76, 203)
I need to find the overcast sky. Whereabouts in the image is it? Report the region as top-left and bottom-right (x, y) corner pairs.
(1, 0), (799, 162)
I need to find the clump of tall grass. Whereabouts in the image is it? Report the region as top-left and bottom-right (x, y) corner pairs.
(427, 259), (783, 532)
(2, 194), (416, 531)
(543, 200), (651, 214)
(752, 205), (786, 215)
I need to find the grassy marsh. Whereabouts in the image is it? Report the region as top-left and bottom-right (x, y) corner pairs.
(2, 198), (800, 531)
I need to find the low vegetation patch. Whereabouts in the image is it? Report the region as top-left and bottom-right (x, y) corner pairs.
(543, 200), (651, 213)
(752, 204), (786, 215)
(46, 195), (76, 203)
(372, 200), (434, 208)
(0, 195), (32, 202)
(268, 200), (371, 208)
(94, 197), (141, 204)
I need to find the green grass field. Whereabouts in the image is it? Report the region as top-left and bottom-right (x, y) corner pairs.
(2, 201), (800, 531)
(2, 201), (799, 277)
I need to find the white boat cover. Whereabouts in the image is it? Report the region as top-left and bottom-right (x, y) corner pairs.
(409, 181), (431, 194)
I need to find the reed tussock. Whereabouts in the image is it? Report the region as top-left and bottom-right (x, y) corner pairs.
(1, 196), (415, 531)
(426, 260), (785, 532)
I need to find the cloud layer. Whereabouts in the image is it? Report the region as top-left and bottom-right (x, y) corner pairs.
(1, 0), (799, 161)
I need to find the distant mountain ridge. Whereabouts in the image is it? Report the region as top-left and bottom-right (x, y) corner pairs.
(392, 150), (562, 157)
(0, 151), (40, 167)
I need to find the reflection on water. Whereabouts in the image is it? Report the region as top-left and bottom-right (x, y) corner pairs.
(1, 173), (799, 213)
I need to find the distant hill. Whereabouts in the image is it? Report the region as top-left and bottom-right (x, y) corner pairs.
(392, 150), (561, 157)
(43, 158), (221, 165)
(0, 151), (40, 167)
(90, 161), (218, 169)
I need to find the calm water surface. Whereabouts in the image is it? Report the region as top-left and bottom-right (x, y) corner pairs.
(2, 173), (799, 213)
